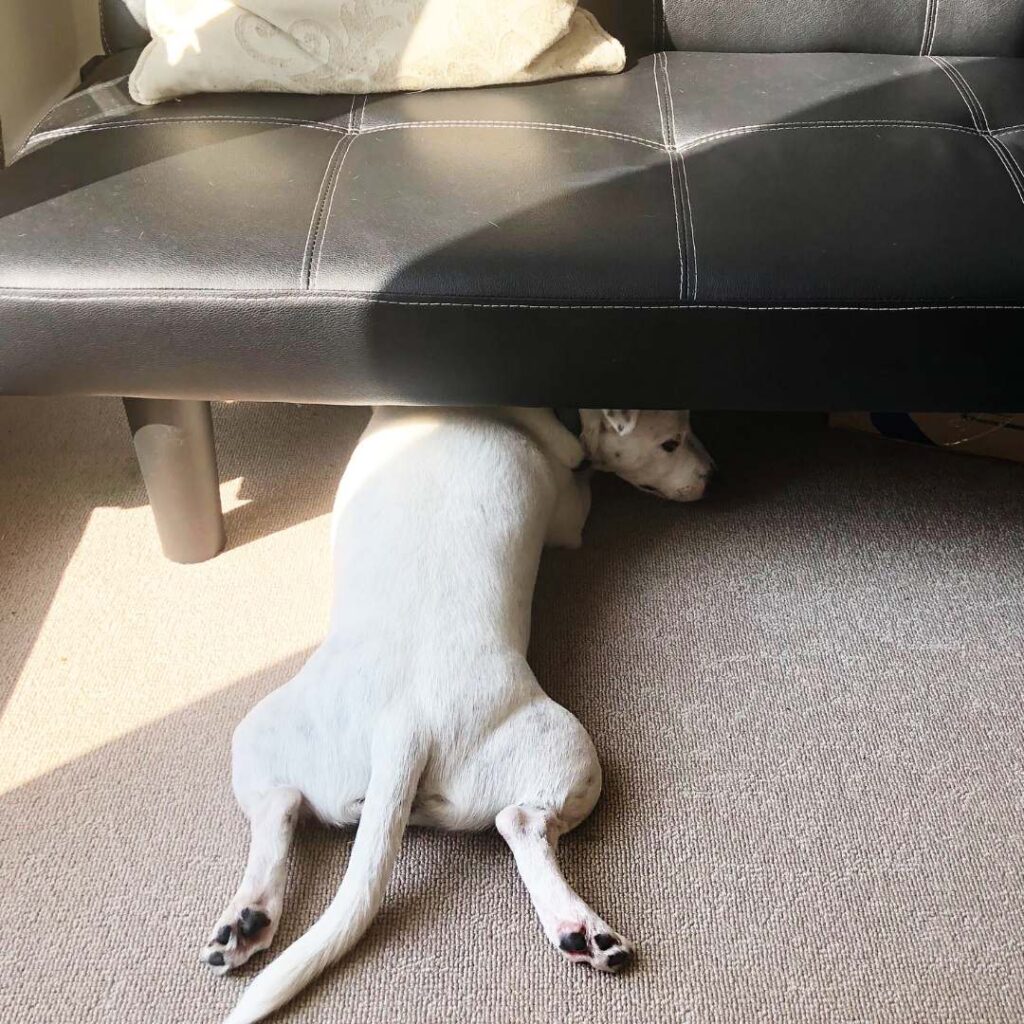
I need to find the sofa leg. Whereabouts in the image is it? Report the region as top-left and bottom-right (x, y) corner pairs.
(123, 398), (226, 563)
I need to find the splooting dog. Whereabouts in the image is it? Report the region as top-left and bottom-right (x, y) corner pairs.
(204, 406), (713, 1024)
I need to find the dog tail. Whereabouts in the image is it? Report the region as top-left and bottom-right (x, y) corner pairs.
(222, 732), (426, 1024)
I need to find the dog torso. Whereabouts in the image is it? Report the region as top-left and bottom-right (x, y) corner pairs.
(232, 406), (597, 834)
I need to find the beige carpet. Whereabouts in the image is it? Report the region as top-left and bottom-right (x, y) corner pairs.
(2, 397), (1024, 1024)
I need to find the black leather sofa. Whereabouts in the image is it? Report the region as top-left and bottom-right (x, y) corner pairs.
(2, 2), (1023, 560)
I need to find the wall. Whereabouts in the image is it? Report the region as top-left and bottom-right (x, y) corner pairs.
(0, 0), (102, 161)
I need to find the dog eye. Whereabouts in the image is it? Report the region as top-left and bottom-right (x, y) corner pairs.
(660, 438), (680, 453)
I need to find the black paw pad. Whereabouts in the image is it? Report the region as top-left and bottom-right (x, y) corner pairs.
(238, 908), (271, 938)
(559, 931), (589, 954)
(214, 925), (232, 946)
(207, 951), (225, 967)
(594, 933), (616, 951)
(606, 950), (631, 969)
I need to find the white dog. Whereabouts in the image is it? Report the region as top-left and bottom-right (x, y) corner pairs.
(204, 407), (713, 1024)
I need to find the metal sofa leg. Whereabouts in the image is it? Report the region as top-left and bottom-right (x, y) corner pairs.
(123, 398), (226, 563)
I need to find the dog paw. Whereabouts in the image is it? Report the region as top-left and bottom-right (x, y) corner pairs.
(556, 923), (634, 974)
(201, 905), (275, 974)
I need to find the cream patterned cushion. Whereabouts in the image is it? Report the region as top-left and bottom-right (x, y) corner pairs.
(129, 0), (625, 105)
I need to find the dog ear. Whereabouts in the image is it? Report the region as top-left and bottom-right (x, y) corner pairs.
(601, 409), (639, 436)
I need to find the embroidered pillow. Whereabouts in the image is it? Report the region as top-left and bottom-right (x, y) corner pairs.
(129, 0), (626, 105)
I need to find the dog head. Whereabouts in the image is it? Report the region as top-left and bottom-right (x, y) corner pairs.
(580, 409), (714, 502)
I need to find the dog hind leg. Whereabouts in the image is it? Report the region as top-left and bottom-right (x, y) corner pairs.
(495, 803), (633, 972)
(201, 786), (303, 974)
(221, 734), (426, 1024)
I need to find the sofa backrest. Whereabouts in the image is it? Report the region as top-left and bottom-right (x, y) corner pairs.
(100, 1), (1024, 58)
(585, 0), (1024, 57)
(100, 0), (148, 53)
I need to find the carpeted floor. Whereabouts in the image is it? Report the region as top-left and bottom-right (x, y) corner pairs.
(2, 397), (1023, 1024)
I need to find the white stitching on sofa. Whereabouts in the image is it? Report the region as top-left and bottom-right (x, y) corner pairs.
(919, 0), (939, 57)
(311, 136), (358, 290)
(363, 120), (665, 149)
(653, 56), (685, 302)
(349, 94), (367, 133)
(929, 1), (940, 55)
(993, 124), (1024, 136)
(16, 75), (134, 160)
(929, 56), (1024, 206)
(21, 111), (79, 161)
(301, 134), (353, 289)
(993, 136), (1024, 198)
(987, 131), (1024, 203)
(22, 117), (352, 157)
(260, 299), (1024, 311)
(983, 134), (1024, 203)
(678, 155), (697, 302)
(929, 56), (986, 130)
(24, 116), (667, 153)
(918, 60), (1024, 198)
(2, 288), (1022, 312)
(677, 119), (979, 153)
(26, 114), (984, 161)
(660, 53), (698, 302)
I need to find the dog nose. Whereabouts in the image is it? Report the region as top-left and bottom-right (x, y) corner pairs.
(699, 466), (718, 494)
(687, 434), (715, 469)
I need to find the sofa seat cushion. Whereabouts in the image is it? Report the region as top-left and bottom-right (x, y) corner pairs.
(2, 51), (1024, 407)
